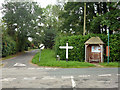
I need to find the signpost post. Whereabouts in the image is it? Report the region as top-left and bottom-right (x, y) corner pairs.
(39, 44), (44, 62)
(59, 42), (73, 62)
(107, 28), (110, 64)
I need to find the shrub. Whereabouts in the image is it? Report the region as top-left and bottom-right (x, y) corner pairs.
(54, 34), (120, 62)
(2, 34), (17, 57)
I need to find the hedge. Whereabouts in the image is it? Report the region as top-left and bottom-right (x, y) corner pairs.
(2, 35), (17, 57)
(54, 34), (120, 62)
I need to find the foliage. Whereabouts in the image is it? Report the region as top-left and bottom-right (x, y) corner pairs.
(59, 2), (120, 35)
(54, 34), (120, 62)
(32, 49), (95, 68)
(43, 28), (56, 49)
(2, 34), (17, 57)
(41, 5), (62, 48)
(2, 2), (43, 51)
(109, 34), (120, 62)
(59, 2), (84, 35)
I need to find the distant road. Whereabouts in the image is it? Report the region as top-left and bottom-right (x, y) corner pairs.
(2, 49), (39, 68)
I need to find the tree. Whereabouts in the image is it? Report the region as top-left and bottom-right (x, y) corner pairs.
(59, 2), (120, 35)
(41, 5), (62, 49)
(2, 2), (43, 51)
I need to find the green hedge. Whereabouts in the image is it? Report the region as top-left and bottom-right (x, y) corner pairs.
(2, 35), (17, 57)
(54, 34), (120, 62)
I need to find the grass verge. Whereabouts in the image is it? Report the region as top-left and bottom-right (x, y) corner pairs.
(99, 62), (120, 67)
(32, 49), (95, 68)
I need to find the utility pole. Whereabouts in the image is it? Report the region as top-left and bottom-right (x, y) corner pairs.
(83, 3), (86, 36)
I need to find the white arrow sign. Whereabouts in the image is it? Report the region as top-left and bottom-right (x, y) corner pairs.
(13, 63), (26, 67)
(59, 42), (73, 61)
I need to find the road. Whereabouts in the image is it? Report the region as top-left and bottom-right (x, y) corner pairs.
(0, 49), (119, 89)
(2, 49), (39, 68)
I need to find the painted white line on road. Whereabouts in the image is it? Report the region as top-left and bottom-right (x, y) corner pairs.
(37, 68), (43, 70)
(61, 76), (71, 79)
(71, 76), (76, 88)
(79, 75), (90, 77)
(14, 63), (26, 67)
(117, 74), (120, 76)
(23, 77), (36, 80)
(98, 74), (111, 77)
(1, 78), (16, 82)
(96, 81), (111, 83)
(10, 68), (17, 69)
(44, 68), (58, 70)
(28, 68), (35, 70)
(42, 76), (56, 80)
(53, 68), (58, 70)
(45, 68), (52, 70)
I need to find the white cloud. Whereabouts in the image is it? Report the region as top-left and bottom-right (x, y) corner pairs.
(34, 0), (57, 8)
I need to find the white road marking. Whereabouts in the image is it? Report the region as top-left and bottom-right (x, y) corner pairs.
(37, 68), (43, 69)
(28, 68), (35, 70)
(42, 76), (56, 80)
(117, 74), (120, 76)
(45, 68), (57, 70)
(23, 77), (36, 80)
(36, 68), (58, 70)
(10, 68), (17, 69)
(61, 76), (71, 79)
(71, 76), (76, 88)
(96, 81), (111, 83)
(79, 75), (90, 77)
(14, 63), (26, 67)
(53, 68), (58, 70)
(98, 74), (111, 77)
(1, 78), (16, 82)
(42, 68), (58, 70)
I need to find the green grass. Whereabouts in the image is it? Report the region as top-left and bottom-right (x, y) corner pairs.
(32, 49), (95, 68)
(99, 62), (120, 67)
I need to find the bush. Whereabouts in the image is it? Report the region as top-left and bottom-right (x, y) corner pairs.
(2, 34), (17, 57)
(54, 34), (120, 62)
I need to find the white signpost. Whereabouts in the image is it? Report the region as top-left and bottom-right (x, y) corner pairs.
(39, 44), (45, 62)
(59, 42), (73, 61)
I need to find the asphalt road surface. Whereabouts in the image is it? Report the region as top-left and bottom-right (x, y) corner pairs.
(0, 49), (119, 89)
(2, 49), (39, 68)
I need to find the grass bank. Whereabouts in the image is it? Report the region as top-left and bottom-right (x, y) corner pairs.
(99, 62), (120, 67)
(32, 49), (95, 68)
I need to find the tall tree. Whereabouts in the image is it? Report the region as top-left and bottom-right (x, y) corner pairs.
(42, 5), (62, 49)
(2, 2), (43, 51)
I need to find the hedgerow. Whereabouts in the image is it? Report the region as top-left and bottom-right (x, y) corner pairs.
(2, 34), (17, 57)
(54, 34), (120, 62)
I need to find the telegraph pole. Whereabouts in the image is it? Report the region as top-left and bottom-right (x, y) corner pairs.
(83, 3), (86, 36)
